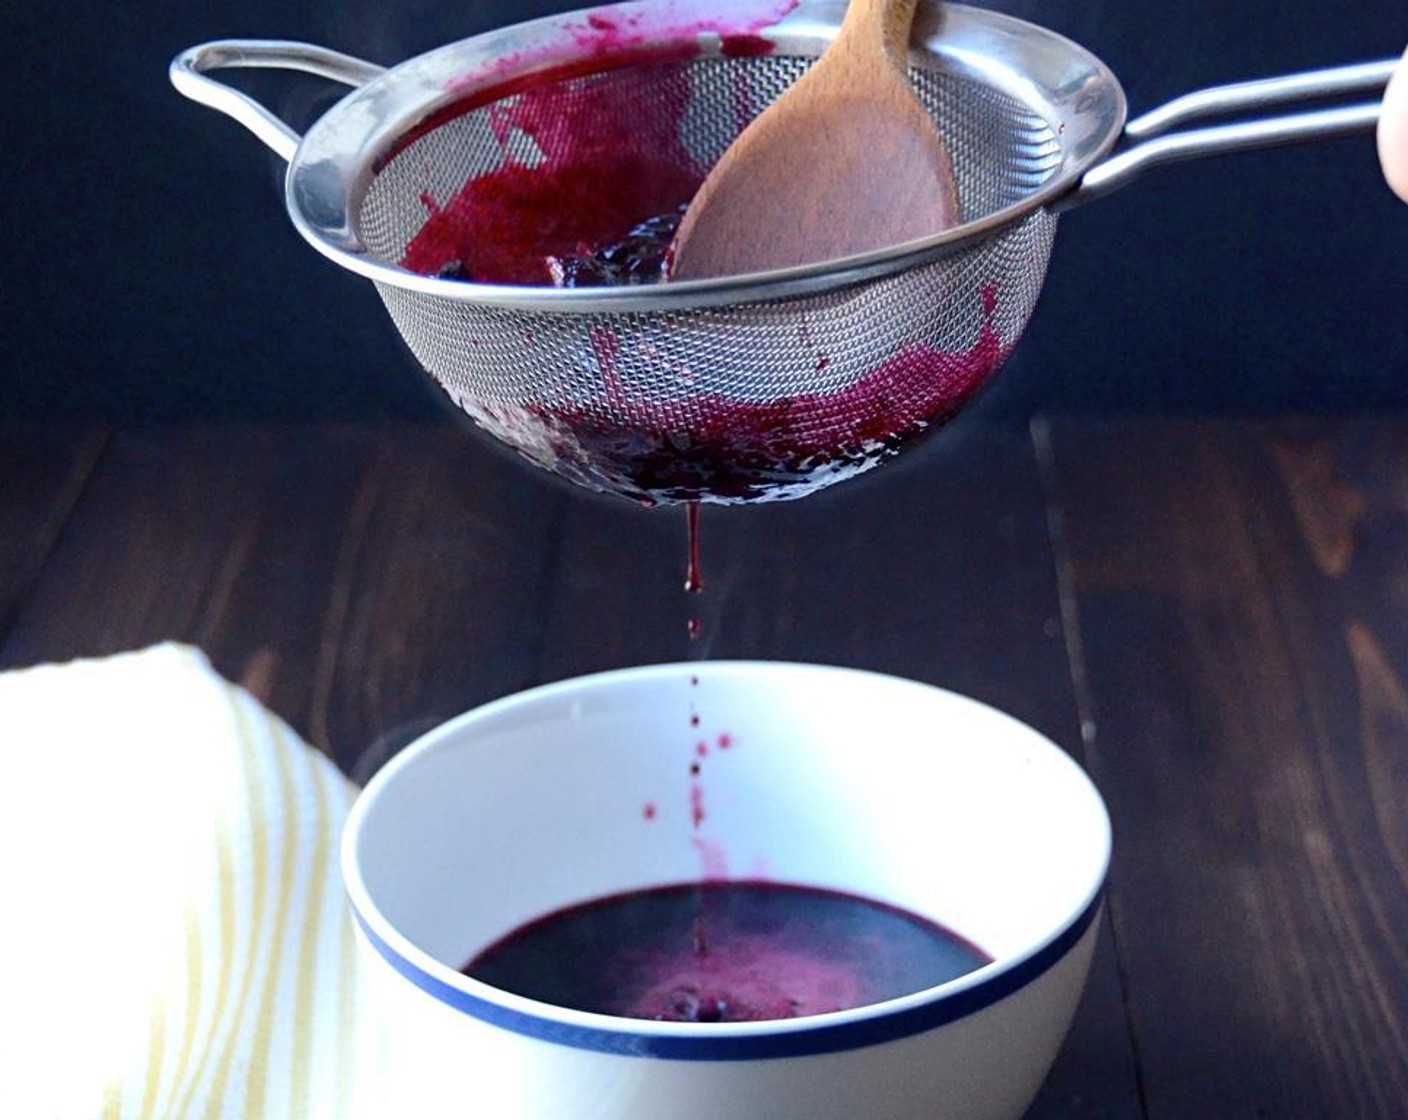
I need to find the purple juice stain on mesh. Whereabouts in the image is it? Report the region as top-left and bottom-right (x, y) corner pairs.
(397, 37), (1007, 504)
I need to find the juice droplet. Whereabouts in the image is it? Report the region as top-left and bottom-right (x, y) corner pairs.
(690, 781), (706, 828)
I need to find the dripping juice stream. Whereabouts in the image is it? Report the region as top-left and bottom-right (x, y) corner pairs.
(685, 500), (703, 596)
(685, 498), (707, 958)
(685, 499), (704, 640)
(684, 499), (704, 834)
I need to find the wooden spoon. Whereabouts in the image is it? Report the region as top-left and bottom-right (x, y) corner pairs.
(670, 0), (960, 280)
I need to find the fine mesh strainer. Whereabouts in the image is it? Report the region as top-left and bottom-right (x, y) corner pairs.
(171, 0), (1392, 505)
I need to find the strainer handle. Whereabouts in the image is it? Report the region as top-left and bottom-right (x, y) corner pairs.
(170, 40), (387, 163)
(1066, 59), (1397, 208)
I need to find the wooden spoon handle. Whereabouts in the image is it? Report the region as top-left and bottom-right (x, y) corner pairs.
(837, 0), (920, 64)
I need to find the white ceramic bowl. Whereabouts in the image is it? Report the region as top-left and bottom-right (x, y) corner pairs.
(342, 662), (1110, 1120)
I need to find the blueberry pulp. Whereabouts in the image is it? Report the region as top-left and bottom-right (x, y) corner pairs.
(434, 206), (684, 288)
(551, 206), (684, 288)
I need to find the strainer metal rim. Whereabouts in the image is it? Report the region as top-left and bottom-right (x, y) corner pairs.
(280, 1), (1126, 312)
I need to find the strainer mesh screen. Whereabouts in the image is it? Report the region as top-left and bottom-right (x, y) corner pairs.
(358, 54), (1062, 503)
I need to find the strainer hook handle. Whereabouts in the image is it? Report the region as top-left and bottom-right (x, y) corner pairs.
(1063, 59), (1396, 209)
(170, 40), (387, 163)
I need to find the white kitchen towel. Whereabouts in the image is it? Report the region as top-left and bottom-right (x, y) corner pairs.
(0, 644), (374, 1120)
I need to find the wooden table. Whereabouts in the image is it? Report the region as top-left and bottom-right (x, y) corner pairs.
(4, 417), (1406, 1117)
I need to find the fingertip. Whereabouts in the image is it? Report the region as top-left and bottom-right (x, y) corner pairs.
(1379, 44), (1408, 203)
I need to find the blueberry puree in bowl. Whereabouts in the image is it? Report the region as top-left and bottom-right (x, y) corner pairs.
(464, 880), (991, 1023)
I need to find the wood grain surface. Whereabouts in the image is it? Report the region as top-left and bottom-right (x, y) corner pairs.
(0, 423), (107, 640)
(1041, 417), (1408, 1119)
(5, 416), (1405, 1118)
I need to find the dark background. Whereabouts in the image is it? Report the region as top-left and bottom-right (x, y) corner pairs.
(3, 1), (1405, 424)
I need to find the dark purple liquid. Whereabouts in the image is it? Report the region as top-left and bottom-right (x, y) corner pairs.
(463, 880), (990, 1023)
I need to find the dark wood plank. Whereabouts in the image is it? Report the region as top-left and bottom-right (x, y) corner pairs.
(2, 424), (380, 728)
(0, 422), (107, 641)
(0, 423), (564, 774)
(537, 424), (1143, 1119)
(298, 428), (567, 778)
(1042, 417), (1408, 1119)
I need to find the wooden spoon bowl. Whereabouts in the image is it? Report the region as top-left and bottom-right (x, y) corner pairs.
(670, 0), (961, 280)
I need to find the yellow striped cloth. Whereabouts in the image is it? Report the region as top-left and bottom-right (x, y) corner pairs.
(0, 645), (375, 1119)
